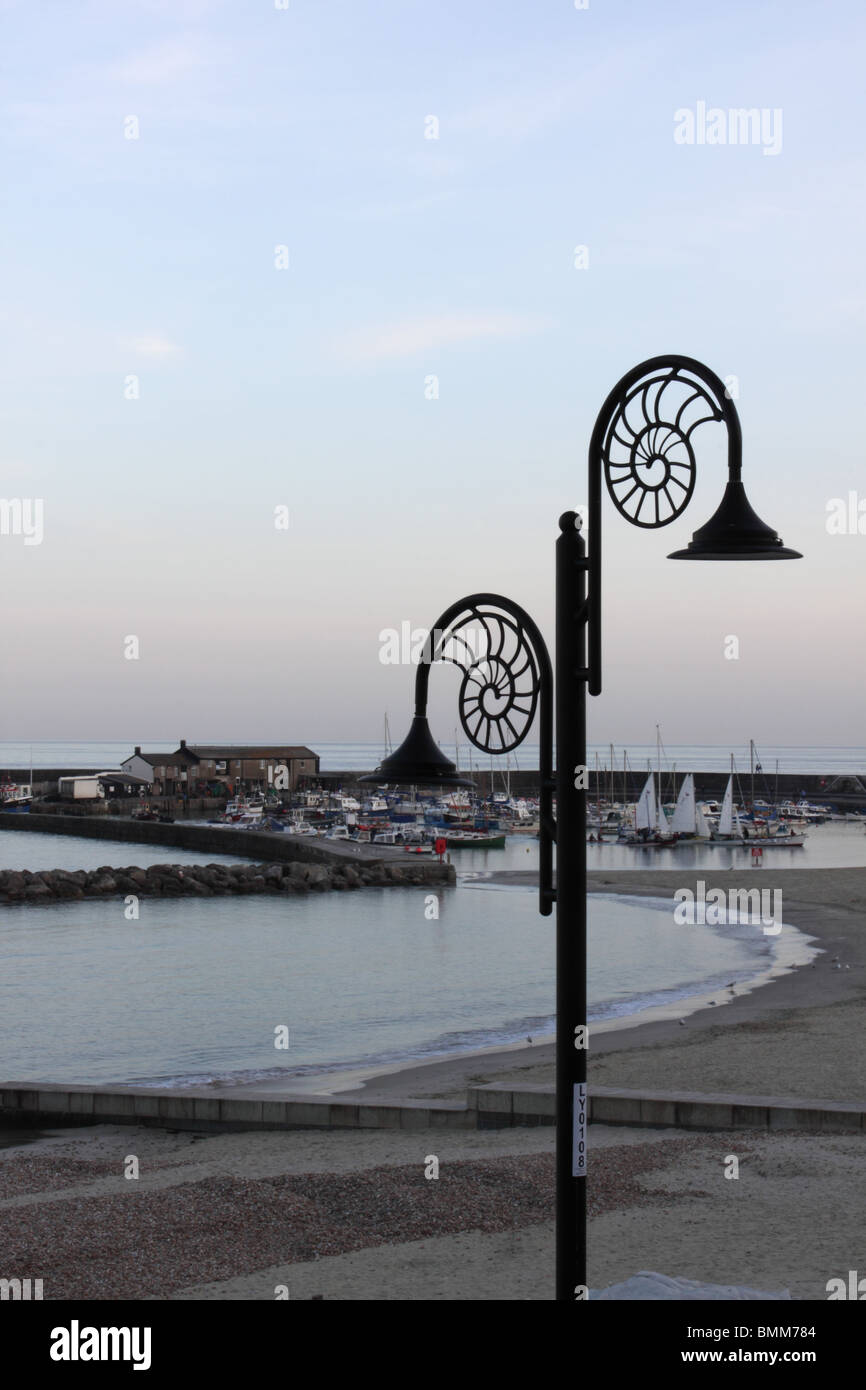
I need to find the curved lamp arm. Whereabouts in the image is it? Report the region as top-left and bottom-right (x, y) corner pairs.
(588, 354), (743, 696)
(415, 594), (555, 915)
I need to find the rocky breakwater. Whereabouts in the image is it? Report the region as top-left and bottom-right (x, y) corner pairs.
(0, 858), (453, 905)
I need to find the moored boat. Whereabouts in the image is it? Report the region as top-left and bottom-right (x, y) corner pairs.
(0, 781), (32, 812)
(445, 831), (506, 849)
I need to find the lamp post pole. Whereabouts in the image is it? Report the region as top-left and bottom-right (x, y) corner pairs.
(364, 354), (800, 1304)
(555, 511), (589, 1298)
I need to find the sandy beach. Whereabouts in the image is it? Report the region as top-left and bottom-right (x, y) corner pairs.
(3, 866), (864, 1300)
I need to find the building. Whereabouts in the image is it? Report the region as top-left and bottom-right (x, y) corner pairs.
(58, 772), (149, 800)
(120, 750), (193, 796)
(121, 742), (319, 795)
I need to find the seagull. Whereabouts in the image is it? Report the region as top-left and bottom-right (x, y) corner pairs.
(708, 1001), (717, 1006)
(678, 1020), (686, 1027)
(526, 1036), (533, 1045)
(831, 955), (840, 962)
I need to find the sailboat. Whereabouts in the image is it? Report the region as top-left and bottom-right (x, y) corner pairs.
(708, 776), (745, 843)
(623, 771), (672, 845)
(634, 772), (655, 831)
(670, 774), (709, 841)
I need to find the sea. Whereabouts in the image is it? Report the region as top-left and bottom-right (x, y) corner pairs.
(2, 740), (866, 776)
(0, 824), (834, 1090)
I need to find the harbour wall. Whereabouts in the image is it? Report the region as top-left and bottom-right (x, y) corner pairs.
(0, 856), (451, 906)
(0, 812), (455, 884)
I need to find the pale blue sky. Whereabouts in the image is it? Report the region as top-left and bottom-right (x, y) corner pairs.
(1, 0), (864, 748)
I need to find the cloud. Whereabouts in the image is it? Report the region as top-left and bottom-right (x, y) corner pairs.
(110, 37), (211, 85)
(449, 87), (574, 143)
(336, 311), (547, 363)
(120, 334), (183, 358)
(350, 190), (458, 223)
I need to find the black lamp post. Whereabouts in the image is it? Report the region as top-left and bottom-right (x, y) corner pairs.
(363, 355), (801, 1302)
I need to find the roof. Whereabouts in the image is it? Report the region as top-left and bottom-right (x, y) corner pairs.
(127, 752), (186, 766)
(183, 746), (318, 760)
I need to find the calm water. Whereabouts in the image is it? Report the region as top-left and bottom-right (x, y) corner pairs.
(453, 822), (866, 873)
(0, 887), (795, 1089)
(0, 828), (821, 1088)
(0, 831), (252, 873)
(2, 740), (866, 775)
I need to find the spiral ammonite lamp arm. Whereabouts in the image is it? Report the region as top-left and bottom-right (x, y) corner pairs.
(413, 593), (555, 914)
(587, 355), (742, 696)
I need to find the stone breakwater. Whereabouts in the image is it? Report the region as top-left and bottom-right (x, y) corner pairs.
(0, 858), (452, 905)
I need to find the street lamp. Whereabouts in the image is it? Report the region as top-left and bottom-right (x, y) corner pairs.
(363, 355), (801, 1302)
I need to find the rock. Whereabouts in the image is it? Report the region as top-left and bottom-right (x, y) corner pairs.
(51, 879), (86, 900)
(1, 850), (448, 904)
(114, 875), (142, 894)
(90, 875), (119, 894)
(24, 883), (52, 900)
(183, 878), (212, 896)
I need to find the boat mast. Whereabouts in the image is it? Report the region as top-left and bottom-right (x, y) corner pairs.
(750, 738), (755, 816)
(656, 725), (661, 831)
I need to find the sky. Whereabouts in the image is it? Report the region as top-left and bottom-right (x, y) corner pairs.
(1, 0), (865, 754)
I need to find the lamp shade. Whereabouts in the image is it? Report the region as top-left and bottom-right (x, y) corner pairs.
(358, 716), (476, 787)
(668, 481), (802, 560)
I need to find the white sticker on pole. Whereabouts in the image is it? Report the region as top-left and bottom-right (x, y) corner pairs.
(572, 1082), (587, 1177)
